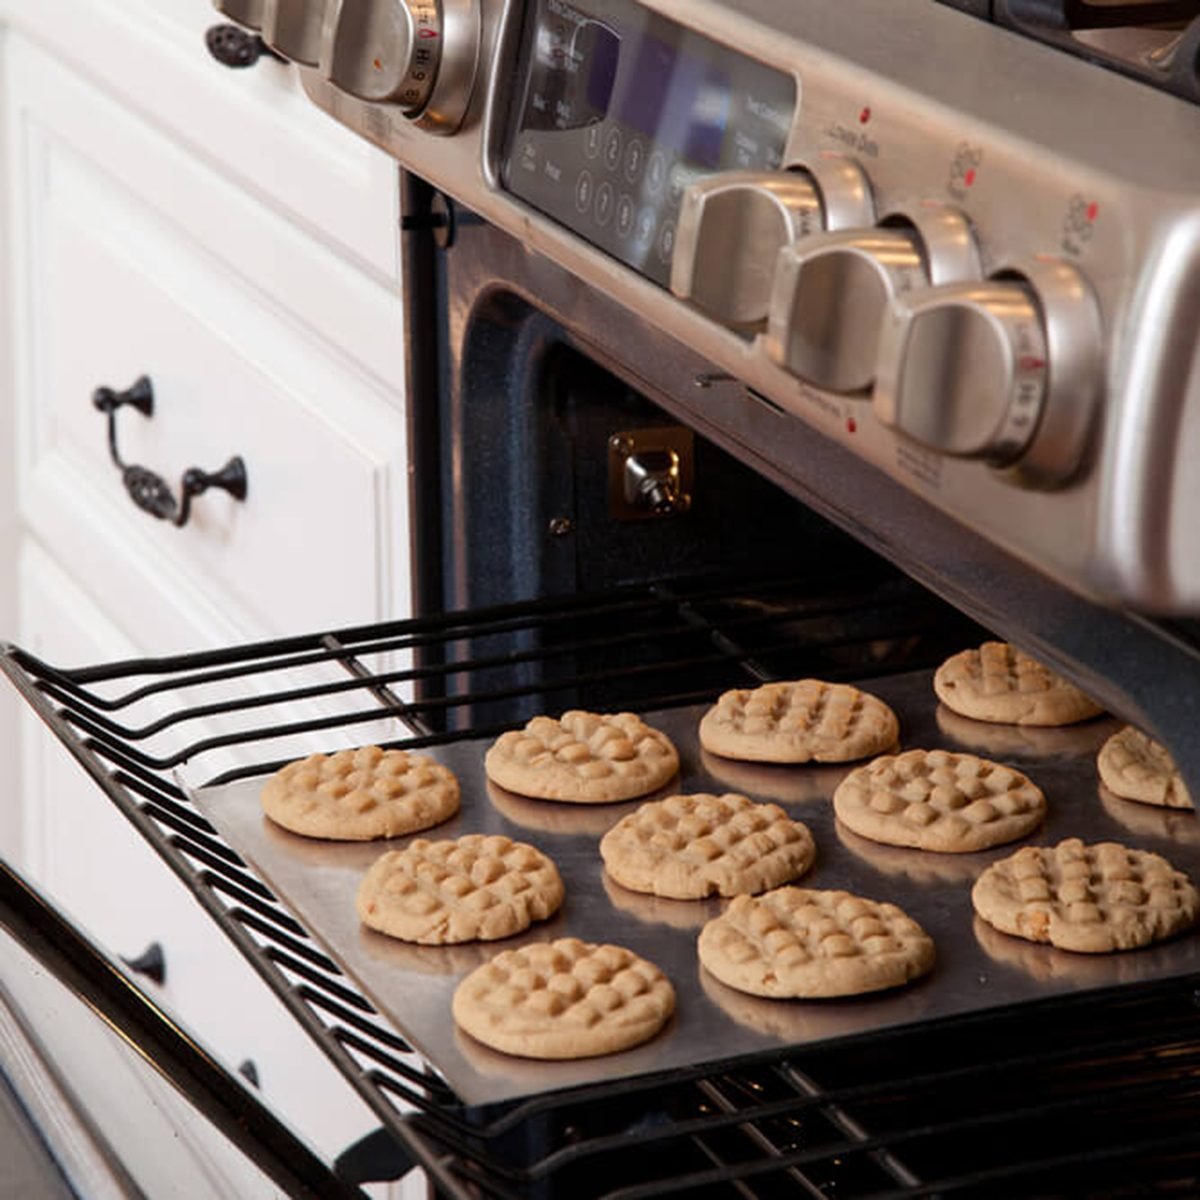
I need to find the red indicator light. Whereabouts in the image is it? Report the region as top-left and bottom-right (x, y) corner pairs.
(418, 27), (439, 38)
(1086, 201), (1099, 222)
(1019, 356), (1046, 371)
(847, 417), (858, 434)
(964, 168), (977, 187)
(859, 107), (871, 124)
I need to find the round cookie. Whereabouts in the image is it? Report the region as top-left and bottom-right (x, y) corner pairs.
(356, 834), (564, 945)
(698, 887), (934, 999)
(833, 748), (1045, 853)
(934, 641), (1102, 727)
(600, 792), (816, 900)
(971, 837), (1200, 953)
(261, 745), (459, 841)
(452, 938), (675, 1059)
(1097, 726), (1193, 810)
(484, 711), (679, 804)
(699, 679), (899, 764)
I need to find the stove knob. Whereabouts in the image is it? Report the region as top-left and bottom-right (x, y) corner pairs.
(873, 260), (1101, 479)
(765, 228), (927, 393)
(213, 0), (265, 30)
(671, 158), (873, 328)
(262, 0), (331, 66)
(321, 0), (443, 110)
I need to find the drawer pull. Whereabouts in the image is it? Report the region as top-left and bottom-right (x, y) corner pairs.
(92, 375), (249, 528)
(120, 940), (166, 986)
(205, 24), (284, 69)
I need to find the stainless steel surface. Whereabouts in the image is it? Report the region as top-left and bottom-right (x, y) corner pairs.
(874, 277), (1049, 463)
(262, 0), (329, 66)
(295, 0), (1200, 610)
(213, 0), (264, 28)
(670, 171), (823, 327)
(766, 228), (927, 393)
(320, 0), (441, 108)
(189, 670), (1200, 1108)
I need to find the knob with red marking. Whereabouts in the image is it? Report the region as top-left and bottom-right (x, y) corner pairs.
(321, 0), (442, 108)
(873, 259), (1102, 483)
(766, 205), (978, 393)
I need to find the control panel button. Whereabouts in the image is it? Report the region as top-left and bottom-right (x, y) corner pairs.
(873, 259), (1101, 482)
(766, 228), (927, 393)
(670, 161), (873, 328)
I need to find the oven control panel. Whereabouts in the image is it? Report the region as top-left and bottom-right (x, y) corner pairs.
(501, 0), (796, 289)
(257, 0), (1200, 612)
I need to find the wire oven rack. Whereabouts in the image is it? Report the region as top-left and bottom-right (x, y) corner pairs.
(4, 571), (1200, 1198)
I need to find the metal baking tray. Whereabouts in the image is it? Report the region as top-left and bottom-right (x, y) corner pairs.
(189, 670), (1200, 1106)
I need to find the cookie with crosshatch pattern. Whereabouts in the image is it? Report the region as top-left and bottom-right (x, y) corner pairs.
(698, 887), (935, 999)
(1097, 726), (1193, 811)
(833, 748), (1046, 853)
(698, 679), (899, 764)
(600, 792), (815, 899)
(934, 641), (1103, 727)
(452, 938), (675, 1059)
(261, 745), (459, 840)
(484, 711), (679, 804)
(356, 834), (564, 945)
(972, 838), (1200, 953)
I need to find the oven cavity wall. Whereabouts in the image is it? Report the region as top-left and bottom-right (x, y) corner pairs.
(0, 1), (417, 1194)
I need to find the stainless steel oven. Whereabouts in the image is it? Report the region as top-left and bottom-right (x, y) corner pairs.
(5, 0), (1200, 1195)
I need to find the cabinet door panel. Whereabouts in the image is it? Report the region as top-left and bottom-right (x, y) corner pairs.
(8, 40), (410, 639)
(16, 540), (398, 1170)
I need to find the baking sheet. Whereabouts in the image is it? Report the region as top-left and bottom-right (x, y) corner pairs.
(188, 670), (1200, 1107)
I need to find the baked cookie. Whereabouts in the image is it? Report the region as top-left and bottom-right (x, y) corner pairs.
(261, 745), (459, 840)
(452, 938), (675, 1059)
(485, 711), (679, 804)
(934, 641), (1102, 727)
(1097, 727), (1193, 810)
(356, 834), (564, 945)
(698, 887), (934, 999)
(599, 793), (815, 899)
(833, 748), (1045, 853)
(699, 679), (899, 764)
(972, 837), (1200, 953)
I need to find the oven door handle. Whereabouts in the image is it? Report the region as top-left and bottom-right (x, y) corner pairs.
(0, 858), (366, 1200)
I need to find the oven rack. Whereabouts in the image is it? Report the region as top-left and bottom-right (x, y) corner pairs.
(4, 572), (1200, 1197)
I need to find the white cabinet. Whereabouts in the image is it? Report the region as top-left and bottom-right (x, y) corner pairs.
(0, 1), (421, 1194)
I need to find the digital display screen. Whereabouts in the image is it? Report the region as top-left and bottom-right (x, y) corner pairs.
(504, 0), (796, 288)
(619, 36), (731, 168)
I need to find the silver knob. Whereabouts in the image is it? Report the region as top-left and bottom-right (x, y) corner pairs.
(671, 159), (873, 328)
(213, 0), (265, 29)
(262, 0), (330, 65)
(766, 228), (926, 393)
(321, 0), (442, 109)
(874, 260), (1102, 480)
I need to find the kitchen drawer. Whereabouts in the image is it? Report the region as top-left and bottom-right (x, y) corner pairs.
(4, 32), (406, 395)
(7, 38), (410, 640)
(16, 540), (400, 1173)
(0, 0), (402, 287)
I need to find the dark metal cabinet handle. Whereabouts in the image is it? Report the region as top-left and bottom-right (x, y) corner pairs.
(120, 940), (166, 986)
(238, 1059), (260, 1088)
(205, 24), (284, 68)
(92, 376), (248, 527)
